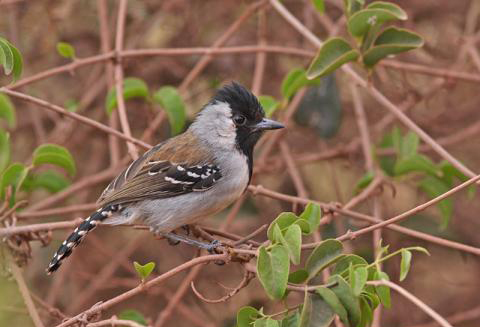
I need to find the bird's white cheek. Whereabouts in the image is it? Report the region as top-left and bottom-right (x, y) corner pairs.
(214, 119), (236, 148)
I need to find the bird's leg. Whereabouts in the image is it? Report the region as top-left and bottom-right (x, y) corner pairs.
(159, 231), (221, 253)
(166, 232), (181, 246)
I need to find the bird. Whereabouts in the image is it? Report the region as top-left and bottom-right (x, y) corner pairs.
(46, 82), (284, 274)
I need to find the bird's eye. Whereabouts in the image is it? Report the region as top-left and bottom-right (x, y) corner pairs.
(233, 114), (247, 126)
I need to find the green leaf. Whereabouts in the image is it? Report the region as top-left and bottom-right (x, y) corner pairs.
(288, 269), (309, 284)
(419, 176), (453, 229)
(438, 161), (468, 186)
(0, 129), (10, 172)
(254, 318), (267, 327)
(316, 286), (350, 327)
(311, 0), (325, 13)
(299, 291), (335, 327)
(258, 95), (280, 118)
(333, 254), (368, 275)
(56, 42), (76, 59)
(299, 203), (322, 235)
(343, 0), (365, 17)
(399, 132), (419, 159)
(153, 86), (186, 135)
(351, 266), (368, 296)
(105, 77), (149, 114)
(373, 271), (391, 308)
(361, 291), (380, 310)
(330, 275), (361, 326)
(282, 224), (302, 264)
(281, 69), (312, 99)
(306, 37), (360, 79)
(394, 153), (438, 176)
(267, 212), (298, 242)
(7, 40), (22, 82)
(305, 239), (344, 280)
(0, 162), (29, 204)
(354, 171), (374, 193)
(359, 296), (373, 327)
(294, 219), (311, 234)
(280, 312), (300, 327)
(399, 249), (412, 281)
(133, 261), (155, 281)
(348, 5), (407, 38)
(367, 1), (407, 19)
(22, 170), (70, 193)
(266, 318), (279, 327)
(363, 27), (424, 67)
(118, 309), (147, 326)
(32, 144), (76, 176)
(257, 245), (289, 299)
(0, 93), (16, 128)
(409, 246), (430, 256)
(0, 38), (14, 75)
(378, 127), (399, 176)
(237, 306), (260, 327)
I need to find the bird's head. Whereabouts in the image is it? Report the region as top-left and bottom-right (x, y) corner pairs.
(191, 82), (284, 159)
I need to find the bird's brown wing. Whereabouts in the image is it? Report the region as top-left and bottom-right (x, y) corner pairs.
(98, 132), (222, 206)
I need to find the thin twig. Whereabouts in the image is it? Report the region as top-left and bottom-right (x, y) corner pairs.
(55, 253), (227, 327)
(114, 0), (138, 159)
(0, 219), (82, 237)
(0, 88), (151, 150)
(247, 184), (480, 256)
(269, 0), (477, 179)
(190, 268), (253, 303)
(87, 317), (149, 327)
(9, 261), (46, 327)
(178, 0), (268, 93)
(367, 281), (453, 327)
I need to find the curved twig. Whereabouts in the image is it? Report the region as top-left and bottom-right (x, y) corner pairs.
(367, 281), (453, 327)
(190, 268), (254, 303)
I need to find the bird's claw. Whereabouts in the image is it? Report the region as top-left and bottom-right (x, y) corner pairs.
(206, 239), (222, 254)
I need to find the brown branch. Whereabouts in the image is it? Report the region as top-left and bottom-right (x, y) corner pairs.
(178, 0), (268, 93)
(0, 88), (151, 150)
(86, 317), (149, 327)
(17, 203), (98, 219)
(114, 0), (138, 160)
(279, 141), (308, 199)
(55, 253), (228, 327)
(68, 236), (144, 313)
(24, 163), (123, 212)
(0, 219), (82, 238)
(350, 82), (383, 327)
(269, 0), (477, 179)
(190, 268), (253, 303)
(367, 281), (452, 327)
(97, 0), (121, 167)
(200, 226), (262, 247)
(337, 174), (480, 241)
(380, 59), (480, 83)
(251, 8), (268, 94)
(0, 199), (27, 222)
(9, 260), (46, 327)
(232, 224), (267, 246)
(406, 304), (480, 327)
(154, 262), (202, 327)
(247, 184), (480, 256)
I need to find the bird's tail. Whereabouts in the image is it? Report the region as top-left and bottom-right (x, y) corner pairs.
(46, 204), (121, 274)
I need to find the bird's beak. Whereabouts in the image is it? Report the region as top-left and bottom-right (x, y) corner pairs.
(252, 118), (285, 131)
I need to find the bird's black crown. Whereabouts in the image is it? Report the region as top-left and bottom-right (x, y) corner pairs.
(212, 82), (264, 122)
